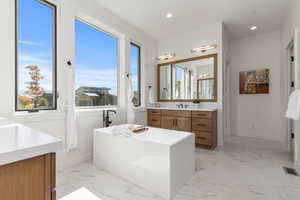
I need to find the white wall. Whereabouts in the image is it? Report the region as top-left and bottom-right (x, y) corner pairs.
(0, 0), (157, 169)
(229, 30), (282, 142)
(222, 25), (231, 139)
(281, 0), (300, 164)
(152, 22), (225, 146)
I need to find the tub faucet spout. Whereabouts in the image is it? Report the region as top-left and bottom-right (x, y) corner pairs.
(103, 110), (117, 127)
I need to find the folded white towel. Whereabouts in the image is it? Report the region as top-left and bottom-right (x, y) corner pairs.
(286, 90), (300, 120)
(112, 125), (134, 137)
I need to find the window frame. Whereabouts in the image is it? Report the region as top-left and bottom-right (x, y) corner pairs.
(15, 0), (58, 112)
(130, 42), (141, 107)
(74, 18), (120, 109)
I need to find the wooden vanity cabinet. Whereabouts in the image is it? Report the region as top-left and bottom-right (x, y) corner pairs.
(175, 117), (192, 132)
(161, 110), (191, 132)
(161, 116), (191, 132)
(148, 109), (161, 127)
(0, 153), (56, 200)
(148, 109), (217, 149)
(148, 109), (192, 131)
(161, 116), (175, 130)
(192, 111), (217, 149)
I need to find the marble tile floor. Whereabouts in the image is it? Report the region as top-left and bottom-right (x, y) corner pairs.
(57, 136), (300, 200)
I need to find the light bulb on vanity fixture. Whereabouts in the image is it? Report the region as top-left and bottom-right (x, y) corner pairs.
(191, 44), (217, 53)
(250, 26), (257, 31)
(166, 12), (173, 19)
(156, 53), (176, 61)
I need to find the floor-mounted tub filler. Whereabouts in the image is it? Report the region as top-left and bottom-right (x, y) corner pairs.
(93, 124), (195, 200)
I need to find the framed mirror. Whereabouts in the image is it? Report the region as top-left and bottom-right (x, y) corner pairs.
(158, 54), (217, 102)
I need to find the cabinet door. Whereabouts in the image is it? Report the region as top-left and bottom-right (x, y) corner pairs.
(161, 116), (175, 130)
(0, 153), (56, 200)
(175, 117), (191, 132)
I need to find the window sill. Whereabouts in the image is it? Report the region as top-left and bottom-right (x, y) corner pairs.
(13, 110), (65, 123)
(75, 106), (117, 113)
(14, 109), (58, 115)
(75, 107), (118, 118)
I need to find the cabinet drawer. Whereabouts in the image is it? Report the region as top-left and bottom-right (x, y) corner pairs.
(148, 109), (161, 116)
(192, 111), (212, 119)
(161, 110), (191, 117)
(148, 116), (161, 127)
(194, 131), (212, 146)
(192, 118), (212, 131)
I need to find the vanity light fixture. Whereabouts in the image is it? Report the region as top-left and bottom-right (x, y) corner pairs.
(199, 73), (209, 78)
(191, 44), (217, 53)
(157, 53), (176, 61)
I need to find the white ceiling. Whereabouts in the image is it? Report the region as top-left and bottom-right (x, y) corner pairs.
(96, 0), (289, 41)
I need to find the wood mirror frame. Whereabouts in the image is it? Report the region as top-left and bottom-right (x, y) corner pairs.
(157, 53), (218, 102)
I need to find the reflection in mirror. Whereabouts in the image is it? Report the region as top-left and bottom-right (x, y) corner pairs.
(191, 57), (215, 99)
(158, 54), (217, 101)
(173, 65), (192, 99)
(197, 78), (214, 99)
(160, 65), (172, 100)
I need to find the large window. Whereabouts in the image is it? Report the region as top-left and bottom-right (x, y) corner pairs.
(130, 43), (141, 107)
(75, 19), (118, 107)
(16, 0), (57, 111)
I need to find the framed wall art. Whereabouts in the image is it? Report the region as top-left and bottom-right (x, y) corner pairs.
(239, 69), (269, 94)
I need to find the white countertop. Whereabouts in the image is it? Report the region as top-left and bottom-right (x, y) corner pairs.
(0, 119), (62, 166)
(95, 125), (194, 146)
(147, 107), (217, 112)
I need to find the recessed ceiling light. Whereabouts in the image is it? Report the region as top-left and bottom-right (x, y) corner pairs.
(250, 26), (257, 31)
(166, 13), (173, 19)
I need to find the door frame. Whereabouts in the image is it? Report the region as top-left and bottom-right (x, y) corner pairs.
(286, 28), (299, 164)
(224, 62), (231, 140)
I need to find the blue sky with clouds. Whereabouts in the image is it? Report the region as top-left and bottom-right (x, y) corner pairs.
(19, 0), (139, 96)
(18, 0), (54, 92)
(130, 44), (139, 93)
(75, 19), (118, 95)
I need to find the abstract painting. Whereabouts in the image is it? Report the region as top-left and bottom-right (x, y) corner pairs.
(239, 69), (269, 94)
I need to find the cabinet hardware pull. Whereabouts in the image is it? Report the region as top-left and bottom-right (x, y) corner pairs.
(197, 114), (207, 116)
(197, 137), (207, 140)
(198, 124), (206, 127)
(152, 120), (158, 122)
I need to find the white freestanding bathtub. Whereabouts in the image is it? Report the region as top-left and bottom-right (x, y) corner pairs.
(93, 125), (195, 200)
